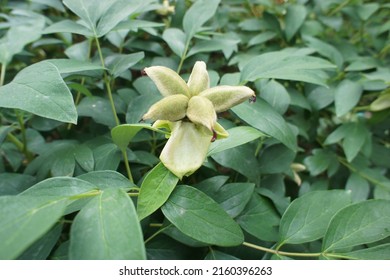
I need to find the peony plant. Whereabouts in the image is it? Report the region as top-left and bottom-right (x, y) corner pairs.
(142, 61), (255, 179)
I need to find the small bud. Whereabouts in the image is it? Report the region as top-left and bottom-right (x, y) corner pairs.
(200, 85), (256, 113)
(186, 96), (216, 132)
(142, 95), (189, 122)
(144, 66), (190, 97)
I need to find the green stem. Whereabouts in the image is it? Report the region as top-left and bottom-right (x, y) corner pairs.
(16, 111), (32, 161)
(6, 112), (34, 162)
(0, 63), (6, 86)
(6, 132), (24, 151)
(67, 38), (92, 130)
(95, 37), (120, 126)
(328, 0), (351, 16)
(122, 149), (134, 183)
(353, 105), (371, 112)
(176, 39), (191, 73)
(338, 157), (388, 190)
(144, 224), (172, 244)
(94, 36), (134, 182)
(69, 189), (102, 200)
(242, 242), (322, 258)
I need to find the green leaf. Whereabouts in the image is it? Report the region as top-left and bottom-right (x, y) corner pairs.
(69, 188), (146, 260)
(46, 59), (104, 74)
(236, 194), (281, 242)
(324, 123), (350, 145)
(304, 149), (339, 176)
(0, 61), (78, 124)
(62, 0), (151, 37)
(43, 20), (93, 37)
(162, 28), (186, 57)
(258, 144), (296, 174)
(324, 123), (369, 162)
(211, 144), (259, 182)
(194, 175), (229, 192)
(182, 0), (221, 39)
(62, 0), (110, 30)
(0, 173), (36, 195)
(248, 31), (277, 47)
(345, 56), (379, 72)
(74, 144), (94, 172)
(346, 173), (370, 202)
(77, 170), (134, 190)
(197, 182), (255, 218)
(334, 79), (363, 117)
(240, 50), (335, 87)
(32, 0), (65, 12)
(114, 19), (165, 32)
(95, 0), (152, 37)
(322, 200), (390, 252)
(161, 185), (244, 246)
(260, 80), (291, 114)
(208, 126), (265, 156)
(187, 36), (240, 59)
(303, 36), (344, 69)
(93, 143), (121, 171)
(18, 223), (62, 260)
(137, 163), (179, 221)
(279, 190), (352, 245)
(0, 126), (13, 145)
(231, 99), (297, 151)
(111, 123), (167, 151)
(0, 23), (43, 64)
(307, 86), (334, 110)
(337, 244), (390, 260)
(77, 96), (116, 127)
(285, 4), (307, 41)
(106, 52), (144, 78)
(357, 3), (380, 21)
(21, 177), (95, 197)
(342, 123), (369, 162)
(51, 150), (76, 177)
(0, 196), (68, 259)
(205, 250), (240, 260)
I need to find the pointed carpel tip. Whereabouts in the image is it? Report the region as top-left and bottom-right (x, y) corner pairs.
(211, 129), (217, 142)
(141, 68), (147, 76)
(249, 95), (256, 104)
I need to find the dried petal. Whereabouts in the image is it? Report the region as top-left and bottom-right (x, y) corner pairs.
(199, 85), (255, 112)
(160, 121), (212, 179)
(142, 95), (189, 122)
(186, 96), (216, 132)
(144, 66), (190, 97)
(187, 61), (210, 97)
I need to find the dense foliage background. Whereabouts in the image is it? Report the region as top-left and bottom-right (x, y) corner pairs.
(0, 0), (389, 260)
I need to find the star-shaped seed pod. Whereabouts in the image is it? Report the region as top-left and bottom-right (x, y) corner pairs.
(142, 61), (255, 179)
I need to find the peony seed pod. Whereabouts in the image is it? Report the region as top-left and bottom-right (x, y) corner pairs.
(187, 61), (210, 97)
(200, 85), (256, 113)
(142, 95), (189, 122)
(144, 66), (190, 97)
(186, 95), (216, 132)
